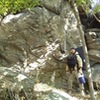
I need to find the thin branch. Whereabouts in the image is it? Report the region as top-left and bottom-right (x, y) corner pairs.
(92, 12), (100, 23)
(86, 6), (100, 23)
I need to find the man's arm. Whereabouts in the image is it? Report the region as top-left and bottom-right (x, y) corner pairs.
(76, 54), (83, 73)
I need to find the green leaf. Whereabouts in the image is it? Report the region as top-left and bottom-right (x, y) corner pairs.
(93, 5), (100, 13)
(0, 0), (40, 16)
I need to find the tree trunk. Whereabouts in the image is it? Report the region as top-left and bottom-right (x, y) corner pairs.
(70, 1), (96, 100)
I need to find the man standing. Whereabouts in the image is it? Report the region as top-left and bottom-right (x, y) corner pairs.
(66, 48), (85, 96)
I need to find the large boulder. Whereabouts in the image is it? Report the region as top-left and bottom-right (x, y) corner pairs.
(0, 0), (83, 99)
(0, 0), (81, 67)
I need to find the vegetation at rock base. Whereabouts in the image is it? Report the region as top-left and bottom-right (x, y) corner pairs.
(0, 0), (40, 16)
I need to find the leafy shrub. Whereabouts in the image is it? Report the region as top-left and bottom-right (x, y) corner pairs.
(93, 5), (100, 13)
(76, 0), (100, 13)
(0, 0), (40, 16)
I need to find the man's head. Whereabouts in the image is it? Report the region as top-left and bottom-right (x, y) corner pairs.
(70, 47), (76, 54)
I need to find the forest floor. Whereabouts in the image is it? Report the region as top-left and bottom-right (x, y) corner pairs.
(72, 91), (100, 100)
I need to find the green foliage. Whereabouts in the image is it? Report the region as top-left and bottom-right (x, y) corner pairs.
(93, 5), (100, 13)
(0, 0), (40, 16)
(76, 0), (87, 5)
(76, 0), (91, 13)
(76, 0), (100, 14)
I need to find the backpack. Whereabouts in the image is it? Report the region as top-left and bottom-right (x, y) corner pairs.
(75, 46), (86, 70)
(67, 55), (77, 70)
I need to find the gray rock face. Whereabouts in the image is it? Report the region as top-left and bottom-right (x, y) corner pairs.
(0, 0), (80, 86)
(85, 29), (100, 63)
(91, 64), (100, 90)
(0, 1), (81, 67)
(0, 0), (99, 99)
(0, 0), (82, 99)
